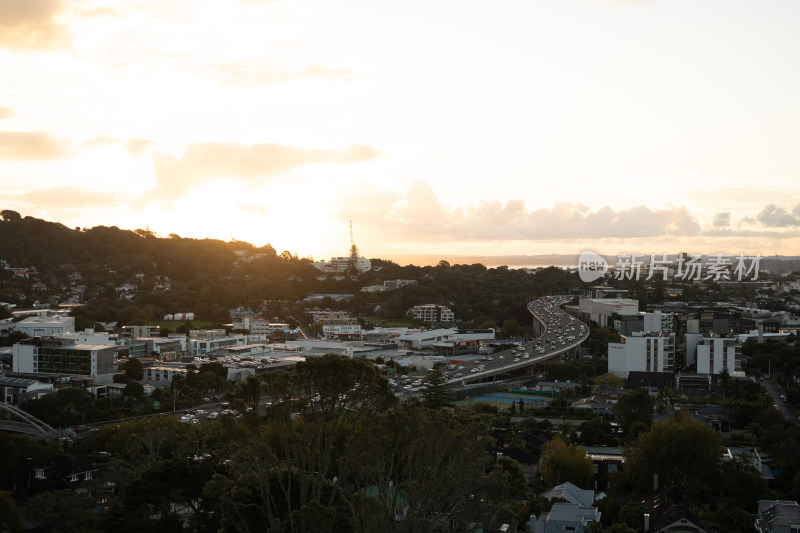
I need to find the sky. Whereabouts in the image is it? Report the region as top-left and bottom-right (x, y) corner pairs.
(2, 0), (800, 264)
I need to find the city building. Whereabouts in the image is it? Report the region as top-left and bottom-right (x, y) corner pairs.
(189, 333), (268, 355)
(407, 304), (455, 323)
(120, 325), (160, 340)
(608, 332), (675, 378)
(578, 298), (638, 328)
(755, 500), (800, 533)
(14, 316), (75, 337)
(322, 318), (363, 340)
(12, 337), (119, 384)
(395, 329), (455, 349)
(0, 376), (53, 405)
(314, 256), (371, 274)
(695, 336), (742, 375)
(643, 311), (674, 334)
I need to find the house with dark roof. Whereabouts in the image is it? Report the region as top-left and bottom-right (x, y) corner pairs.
(0, 376), (53, 405)
(641, 486), (709, 533)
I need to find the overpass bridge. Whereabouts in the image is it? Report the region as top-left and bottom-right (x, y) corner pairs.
(0, 402), (75, 440)
(440, 295), (589, 387)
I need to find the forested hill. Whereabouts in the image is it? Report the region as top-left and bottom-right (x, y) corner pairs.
(0, 209), (276, 276)
(0, 210), (584, 332)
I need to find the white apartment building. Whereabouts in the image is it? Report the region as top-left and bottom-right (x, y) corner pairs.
(314, 256), (371, 274)
(407, 304), (455, 323)
(696, 336), (741, 375)
(608, 332), (675, 378)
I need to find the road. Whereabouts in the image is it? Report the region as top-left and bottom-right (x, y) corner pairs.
(760, 376), (799, 424)
(395, 295), (589, 394)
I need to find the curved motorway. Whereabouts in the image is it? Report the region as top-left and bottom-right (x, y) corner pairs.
(436, 295), (590, 386)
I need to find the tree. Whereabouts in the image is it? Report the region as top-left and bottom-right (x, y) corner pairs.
(421, 368), (452, 409)
(0, 491), (24, 533)
(624, 414), (723, 498)
(593, 372), (624, 387)
(484, 456), (528, 503)
(613, 389), (654, 435)
(124, 380), (145, 401)
(122, 356), (144, 381)
(234, 374), (263, 409)
(0, 210), (21, 222)
(539, 436), (593, 488)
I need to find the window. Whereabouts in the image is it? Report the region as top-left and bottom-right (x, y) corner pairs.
(608, 463), (618, 473)
(34, 468), (45, 479)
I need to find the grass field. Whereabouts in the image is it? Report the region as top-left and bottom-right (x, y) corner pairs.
(365, 316), (419, 328)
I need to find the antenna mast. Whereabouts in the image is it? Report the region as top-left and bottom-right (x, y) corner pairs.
(350, 220), (354, 249)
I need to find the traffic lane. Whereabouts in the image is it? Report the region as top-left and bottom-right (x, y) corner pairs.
(760, 376), (799, 423)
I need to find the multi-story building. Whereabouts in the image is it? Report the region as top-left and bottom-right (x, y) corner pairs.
(695, 336), (741, 375)
(120, 325), (160, 340)
(314, 256), (371, 274)
(189, 333), (268, 355)
(407, 304), (455, 323)
(322, 318), (363, 340)
(608, 332), (675, 378)
(12, 336), (118, 384)
(643, 311), (674, 334)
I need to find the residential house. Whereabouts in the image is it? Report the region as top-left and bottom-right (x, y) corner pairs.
(532, 502), (601, 533)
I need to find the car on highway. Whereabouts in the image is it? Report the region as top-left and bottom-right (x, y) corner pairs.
(206, 412), (220, 420)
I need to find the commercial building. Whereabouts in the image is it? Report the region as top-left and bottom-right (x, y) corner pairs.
(608, 332), (675, 378)
(322, 318), (363, 340)
(14, 316), (75, 337)
(578, 298), (638, 328)
(12, 337), (119, 385)
(189, 333), (267, 355)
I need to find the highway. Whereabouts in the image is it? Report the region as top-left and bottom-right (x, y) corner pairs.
(394, 295), (589, 393)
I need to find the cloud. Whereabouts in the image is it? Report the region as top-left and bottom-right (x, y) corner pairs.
(0, 131), (73, 160)
(0, 0), (69, 50)
(150, 141), (382, 198)
(210, 62), (354, 87)
(12, 186), (123, 208)
(0, 107), (12, 118)
(82, 135), (153, 156)
(712, 211), (730, 227)
(336, 181), (703, 242)
(755, 204), (800, 227)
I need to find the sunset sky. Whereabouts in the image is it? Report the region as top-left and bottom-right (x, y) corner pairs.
(2, 0), (800, 263)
